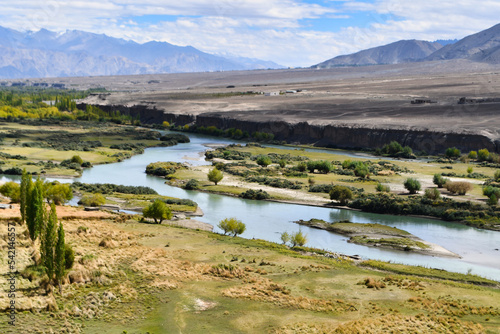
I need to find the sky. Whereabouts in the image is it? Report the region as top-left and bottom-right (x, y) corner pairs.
(1, 0), (500, 67)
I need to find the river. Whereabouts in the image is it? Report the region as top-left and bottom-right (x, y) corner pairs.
(4, 132), (499, 280)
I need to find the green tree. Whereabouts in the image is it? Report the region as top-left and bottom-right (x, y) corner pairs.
(70, 155), (84, 165)
(329, 185), (353, 205)
(290, 230), (307, 247)
(45, 182), (73, 205)
(478, 149), (490, 161)
(26, 178), (46, 241)
(445, 147), (461, 159)
(316, 160), (333, 174)
(256, 155), (272, 167)
(280, 231), (291, 245)
(143, 199), (172, 224)
(20, 169), (32, 223)
(218, 217), (235, 235)
(54, 223), (66, 293)
(354, 163), (369, 179)
(468, 151), (478, 160)
(0, 181), (20, 202)
(404, 178), (421, 194)
(231, 220), (246, 237)
(207, 168), (224, 185)
(467, 166), (474, 174)
(42, 203), (57, 281)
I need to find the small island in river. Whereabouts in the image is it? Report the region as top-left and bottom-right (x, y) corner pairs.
(295, 219), (461, 258)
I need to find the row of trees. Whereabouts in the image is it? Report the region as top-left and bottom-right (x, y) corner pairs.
(20, 170), (73, 292)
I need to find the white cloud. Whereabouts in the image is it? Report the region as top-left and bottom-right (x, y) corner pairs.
(0, 0), (499, 67)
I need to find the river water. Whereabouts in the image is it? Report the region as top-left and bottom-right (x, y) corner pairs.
(5, 132), (499, 280)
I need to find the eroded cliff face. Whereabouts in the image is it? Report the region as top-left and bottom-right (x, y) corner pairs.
(77, 103), (498, 154)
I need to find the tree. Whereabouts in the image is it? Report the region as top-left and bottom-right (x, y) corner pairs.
(0, 181), (20, 202)
(468, 151), (478, 160)
(54, 223), (65, 293)
(20, 169), (32, 223)
(42, 203), (57, 281)
(478, 149), (490, 161)
(280, 231), (291, 245)
(45, 182), (73, 205)
(26, 178), (46, 241)
(316, 160), (333, 174)
(217, 217), (245, 236)
(467, 166), (474, 174)
(70, 155), (84, 165)
(290, 230), (307, 247)
(329, 185), (353, 205)
(256, 155), (272, 167)
(445, 147), (461, 159)
(143, 199), (172, 224)
(207, 168), (223, 185)
(404, 178), (421, 194)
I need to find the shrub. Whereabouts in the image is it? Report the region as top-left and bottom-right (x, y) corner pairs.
(307, 160), (332, 173)
(64, 244), (75, 270)
(0, 181), (20, 202)
(79, 193), (106, 207)
(445, 181), (473, 195)
(218, 218), (246, 236)
(478, 149), (490, 161)
(207, 168), (224, 185)
(70, 155), (84, 165)
(495, 170), (500, 182)
(290, 230), (307, 247)
(45, 182), (73, 205)
(404, 178), (421, 194)
(184, 179), (200, 190)
(297, 162), (307, 172)
(424, 188), (441, 200)
(445, 147), (461, 159)
(467, 166), (473, 174)
(354, 163), (369, 179)
(433, 174), (448, 188)
(278, 159), (286, 168)
(329, 185), (353, 205)
(256, 155), (272, 167)
(239, 189), (270, 200)
(487, 194), (498, 207)
(483, 186), (500, 198)
(143, 199), (172, 224)
(468, 151), (478, 160)
(375, 183), (390, 192)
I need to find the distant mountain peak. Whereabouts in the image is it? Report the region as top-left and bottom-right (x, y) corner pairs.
(0, 26), (284, 79)
(313, 39), (442, 68)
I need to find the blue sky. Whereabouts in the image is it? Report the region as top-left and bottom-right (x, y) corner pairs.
(1, 0), (500, 67)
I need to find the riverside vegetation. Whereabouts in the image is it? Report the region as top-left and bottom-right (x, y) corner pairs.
(0, 88), (499, 332)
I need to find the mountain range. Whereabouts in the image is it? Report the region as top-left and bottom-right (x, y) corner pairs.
(313, 23), (500, 68)
(0, 27), (284, 79)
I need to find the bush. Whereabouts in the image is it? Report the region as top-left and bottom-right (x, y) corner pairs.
(280, 232), (291, 245)
(329, 185), (353, 205)
(290, 230), (307, 247)
(207, 168), (224, 185)
(354, 163), (369, 179)
(404, 178), (421, 194)
(64, 244), (75, 270)
(375, 183), (390, 192)
(45, 182), (73, 205)
(307, 160), (332, 173)
(483, 186), (500, 198)
(0, 181), (20, 202)
(445, 147), (461, 159)
(143, 199), (172, 224)
(278, 159), (286, 168)
(433, 174), (448, 188)
(79, 193), (106, 207)
(256, 156), (272, 167)
(445, 181), (473, 195)
(424, 188), (441, 200)
(239, 189), (270, 200)
(297, 162), (307, 172)
(468, 151), (478, 160)
(478, 149), (490, 161)
(495, 170), (500, 182)
(184, 179), (200, 190)
(487, 194), (498, 206)
(218, 218), (246, 236)
(70, 155), (84, 165)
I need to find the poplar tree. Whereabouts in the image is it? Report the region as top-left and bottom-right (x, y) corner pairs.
(55, 223), (66, 293)
(20, 169), (32, 223)
(42, 203), (57, 281)
(26, 179), (45, 241)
